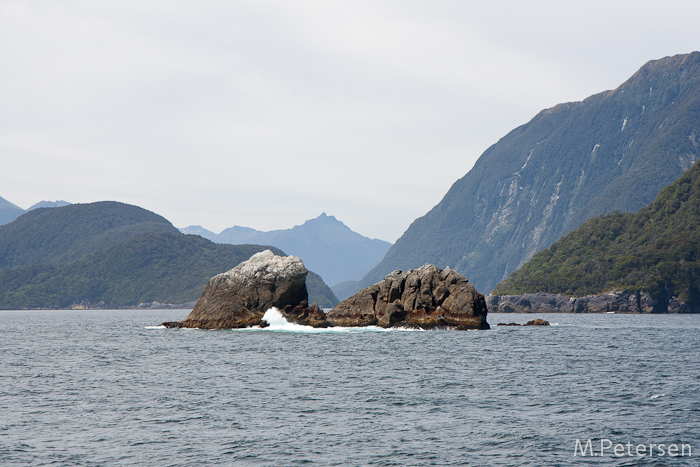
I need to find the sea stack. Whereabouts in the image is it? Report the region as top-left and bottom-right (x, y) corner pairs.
(326, 265), (489, 329)
(165, 250), (309, 329)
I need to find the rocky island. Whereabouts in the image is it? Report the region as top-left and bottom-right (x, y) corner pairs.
(326, 265), (489, 329)
(164, 250), (489, 330)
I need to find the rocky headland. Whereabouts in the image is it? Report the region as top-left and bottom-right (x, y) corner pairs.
(164, 251), (489, 330)
(486, 291), (695, 313)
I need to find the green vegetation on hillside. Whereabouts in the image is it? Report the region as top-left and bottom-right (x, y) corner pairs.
(0, 232), (270, 308)
(306, 272), (340, 309)
(0, 231), (339, 309)
(0, 201), (178, 270)
(493, 162), (700, 308)
(0, 201), (339, 309)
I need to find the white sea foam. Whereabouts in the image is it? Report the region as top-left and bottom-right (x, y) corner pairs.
(260, 307), (318, 332)
(146, 308), (424, 333)
(242, 307), (421, 333)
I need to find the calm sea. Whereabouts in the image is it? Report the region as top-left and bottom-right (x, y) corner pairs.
(1, 309), (698, 466)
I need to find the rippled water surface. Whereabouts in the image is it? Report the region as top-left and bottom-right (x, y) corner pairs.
(1, 310), (699, 466)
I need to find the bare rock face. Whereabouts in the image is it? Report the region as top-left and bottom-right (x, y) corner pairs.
(166, 250), (309, 329)
(326, 265), (489, 329)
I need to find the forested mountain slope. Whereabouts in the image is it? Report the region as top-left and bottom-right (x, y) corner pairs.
(0, 203), (338, 308)
(0, 201), (178, 270)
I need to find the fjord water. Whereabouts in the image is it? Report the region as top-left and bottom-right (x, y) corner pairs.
(1, 310), (698, 466)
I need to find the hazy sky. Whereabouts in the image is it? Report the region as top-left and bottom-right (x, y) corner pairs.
(2, 1), (699, 242)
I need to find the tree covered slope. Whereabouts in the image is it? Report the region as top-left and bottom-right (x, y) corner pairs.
(0, 203), (338, 308)
(493, 160), (700, 311)
(0, 201), (178, 270)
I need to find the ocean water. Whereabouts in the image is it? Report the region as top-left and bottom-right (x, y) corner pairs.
(1, 309), (699, 466)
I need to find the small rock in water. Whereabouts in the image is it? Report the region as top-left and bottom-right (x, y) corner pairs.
(524, 319), (550, 326)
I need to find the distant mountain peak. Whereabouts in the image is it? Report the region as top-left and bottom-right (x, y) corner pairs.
(317, 212), (338, 220)
(1, 198), (74, 226)
(303, 212), (341, 226)
(204, 214), (392, 286)
(27, 200), (71, 211)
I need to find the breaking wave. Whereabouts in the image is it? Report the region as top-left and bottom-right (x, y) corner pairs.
(246, 307), (423, 333)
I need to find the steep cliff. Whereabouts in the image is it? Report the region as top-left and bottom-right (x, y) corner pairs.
(362, 52), (700, 293)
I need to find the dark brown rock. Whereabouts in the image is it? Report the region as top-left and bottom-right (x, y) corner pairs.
(280, 303), (330, 328)
(326, 265), (489, 329)
(167, 250), (309, 329)
(524, 319), (550, 326)
(495, 320), (550, 326)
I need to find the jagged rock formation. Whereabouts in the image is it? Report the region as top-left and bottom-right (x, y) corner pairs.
(167, 250), (311, 329)
(326, 265), (489, 329)
(486, 291), (693, 313)
(362, 52), (700, 293)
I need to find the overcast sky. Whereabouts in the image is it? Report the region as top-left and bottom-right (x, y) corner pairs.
(1, 1), (699, 242)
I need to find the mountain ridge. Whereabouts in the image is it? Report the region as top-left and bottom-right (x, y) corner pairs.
(0, 201), (179, 270)
(0, 198), (72, 226)
(361, 51), (700, 293)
